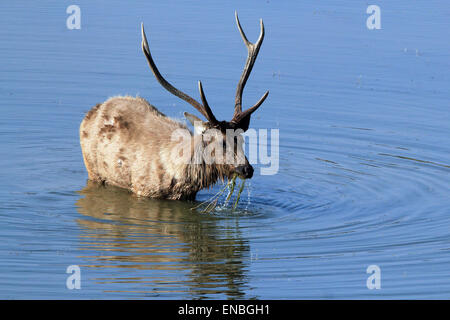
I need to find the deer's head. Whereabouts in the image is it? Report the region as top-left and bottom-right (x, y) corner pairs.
(141, 12), (268, 180)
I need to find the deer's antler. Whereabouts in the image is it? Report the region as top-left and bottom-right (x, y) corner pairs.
(231, 12), (269, 131)
(141, 23), (218, 125)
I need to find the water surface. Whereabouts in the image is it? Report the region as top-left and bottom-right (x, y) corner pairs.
(0, 1), (449, 299)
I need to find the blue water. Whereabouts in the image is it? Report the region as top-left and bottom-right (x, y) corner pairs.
(0, 1), (449, 299)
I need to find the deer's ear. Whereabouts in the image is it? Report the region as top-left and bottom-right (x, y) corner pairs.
(184, 112), (208, 135)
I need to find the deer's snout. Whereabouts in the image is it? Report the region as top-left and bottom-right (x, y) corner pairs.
(235, 164), (254, 179)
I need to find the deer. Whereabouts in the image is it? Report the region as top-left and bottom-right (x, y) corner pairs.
(79, 12), (268, 200)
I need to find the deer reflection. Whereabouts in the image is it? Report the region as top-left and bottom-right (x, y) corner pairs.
(75, 181), (250, 298)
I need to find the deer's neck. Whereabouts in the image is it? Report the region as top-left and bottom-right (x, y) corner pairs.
(183, 135), (226, 191)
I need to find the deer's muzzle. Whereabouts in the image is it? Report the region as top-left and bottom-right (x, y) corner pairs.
(235, 164), (254, 179)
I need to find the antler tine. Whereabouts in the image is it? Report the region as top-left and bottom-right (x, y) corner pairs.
(232, 90), (269, 124)
(141, 23), (217, 124)
(234, 12), (265, 116)
(198, 81), (218, 124)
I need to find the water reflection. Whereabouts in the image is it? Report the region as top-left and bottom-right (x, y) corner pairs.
(75, 181), (250, 299)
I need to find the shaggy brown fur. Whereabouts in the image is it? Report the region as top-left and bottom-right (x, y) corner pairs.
(80, 96), (239, 200)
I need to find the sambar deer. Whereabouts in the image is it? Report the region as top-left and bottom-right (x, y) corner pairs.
(80, 12), (268, 200)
